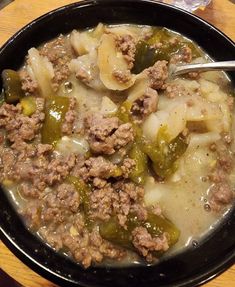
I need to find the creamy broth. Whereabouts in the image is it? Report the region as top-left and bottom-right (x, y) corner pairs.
(0, 24), (234, 268)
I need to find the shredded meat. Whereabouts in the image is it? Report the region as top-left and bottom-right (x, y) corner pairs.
(84, 113), (134, 155)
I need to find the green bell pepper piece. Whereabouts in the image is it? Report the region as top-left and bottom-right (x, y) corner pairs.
(2, 69), (24, 104)
(99, 212), (180, 251)
(143, 126), (188, 178)
(41, 95), (69, 145)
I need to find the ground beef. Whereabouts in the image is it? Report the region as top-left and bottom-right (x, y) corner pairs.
(20, 69), (38, 95)
(209, 182), (234, 211)
(0, 135), (76, 192)
(227, 96), (234, 111)
(131, 87), (158, 122)
(130, 203), (148, 221)
(115, 34), (136, 69)
(90, 179), (144, 224)
(132, 227), (169, 261)
(36, 143), (53, 156)
(39, 36), (74, 90)
(84, 113), (134, 155)
(165, 82), (191, 98)
(217, 150), (233, 173)
(0, 98), (44, 143)
(75, 68), (92, 85)
(146, 60), (168, 90)
(11, 140), (37, 161)
(113, 180), (144, 202)
(62, 227), (125, 268)
(121, 158), (136, 178)
(45, 154), (76, 185)
(62, 97), (77, 135)
(41, 183), (80, 223)
(20, 182), (40, 199)
(0, 142), (51, 182)
(14, 160), (37, 182)
(56, 183), (80, 212)
(78, 156), (116, 182)
(209, 169), (226, 183)
(170, 46), (192, 64)
(0, 147), (16, 180)
(112, 69), (132, 83)
(20, 201), (41, 228)
(90, 183), (114, 220)
(112, 181), (145, 225)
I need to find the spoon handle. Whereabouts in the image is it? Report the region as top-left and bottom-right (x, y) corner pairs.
(173, 60), (235, 76)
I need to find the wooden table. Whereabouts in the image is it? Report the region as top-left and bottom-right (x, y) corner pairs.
(0, 0), (234, 286)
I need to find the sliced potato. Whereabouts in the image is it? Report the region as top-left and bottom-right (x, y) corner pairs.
(97, 33), (135, 91)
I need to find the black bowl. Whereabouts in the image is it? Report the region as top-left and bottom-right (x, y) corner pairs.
(0, 1), (234, 286)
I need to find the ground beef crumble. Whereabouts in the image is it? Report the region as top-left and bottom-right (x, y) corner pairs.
(145, 60), (168, 90)
(208, 142), (234, 211)
(170, 46), (192, 64)
(84, 113), (134, 155)
(112, 69), (132, 84)
(62, 97), (77, 135)
(39, 36), (74, 90)
(131, 87), (158, 122)
(0, 98), (44, 143)
(20, 69), (38, 96)
(115, 34), (136, 69)
(132, 227), (169, 261)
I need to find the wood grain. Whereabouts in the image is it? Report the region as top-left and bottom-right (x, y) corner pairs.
(0, 0), (234, 286)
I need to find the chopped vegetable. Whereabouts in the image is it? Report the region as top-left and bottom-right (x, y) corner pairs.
(143, 126), (188, 178)
(20, 96), (37, 116)
(99, 212), (180, 250)
(2, 69), (24, 104)
(109, 166), (123, 177)
(66, 175), (94, 230)
(147, 28), (172, 46)
(41, 95), (69, 145)
(116, 100), (132, 123)
(132, 41), (157, 74)
(67, 175), (90, 211)
(128, 142), (148, 184)
(132, 28), (202, 74)
(116, 100), (142, 140)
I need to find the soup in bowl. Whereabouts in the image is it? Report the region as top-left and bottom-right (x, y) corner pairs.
(0, 1), (234, 286)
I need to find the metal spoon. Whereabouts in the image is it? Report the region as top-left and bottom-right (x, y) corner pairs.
(172, 60), (235, 77)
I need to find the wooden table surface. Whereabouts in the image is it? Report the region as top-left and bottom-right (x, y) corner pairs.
(0, 0), (234, 286)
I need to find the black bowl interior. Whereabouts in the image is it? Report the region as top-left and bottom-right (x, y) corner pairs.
(0, 1), (235, 287)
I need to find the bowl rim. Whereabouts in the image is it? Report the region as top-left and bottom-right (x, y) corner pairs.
(0, 1), (234, 287)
